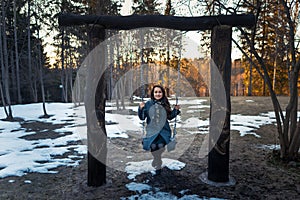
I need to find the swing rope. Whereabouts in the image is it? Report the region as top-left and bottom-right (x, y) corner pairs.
(140, 30), (146, 138)
(171, 33), (182, 139)
(140, 31), (182, 145)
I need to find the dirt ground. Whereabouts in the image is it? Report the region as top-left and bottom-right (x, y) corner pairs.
(0, 96), (300, 200)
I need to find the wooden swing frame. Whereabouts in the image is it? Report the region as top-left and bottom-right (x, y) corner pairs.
(58, 13), (255, 186)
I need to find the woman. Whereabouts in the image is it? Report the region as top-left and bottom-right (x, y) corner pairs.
(138, 85), (180, 175)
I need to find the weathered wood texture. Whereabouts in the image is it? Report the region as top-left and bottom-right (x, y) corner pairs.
(208, 25), (232, 182)
(58, 13), (255, 30)
(86, 28), (107, 187)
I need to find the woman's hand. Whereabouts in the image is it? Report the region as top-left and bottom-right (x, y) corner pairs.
(139, 102), (145, 109)
(174, 105), (180, 110)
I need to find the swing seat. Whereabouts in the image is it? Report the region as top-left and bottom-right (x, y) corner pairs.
(167, 137), (177, 152)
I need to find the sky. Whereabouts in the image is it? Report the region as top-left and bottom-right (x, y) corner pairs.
(120, 0), (243, 60)
(44, 0), (244, 66)
(0, 98), (283, 199)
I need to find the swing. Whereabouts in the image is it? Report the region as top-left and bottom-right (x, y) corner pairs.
(141, 33), (182, 152)
(141, 94), (179, 152)
(166, 97), (178, 152)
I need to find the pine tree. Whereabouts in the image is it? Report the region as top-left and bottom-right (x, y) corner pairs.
(240, 1), (290, 95)
(236, 0), (300, 160)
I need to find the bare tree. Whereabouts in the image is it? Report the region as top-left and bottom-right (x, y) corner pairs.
(34, 3), (49, 118)
(228, 0), (299, 160)
(0, 3), (8, 118)
(13, 0), (22, 103)
(280, 0), (300, 159)
(195, 0), (299, 160)
(1, 0), (13, 120)
(27, 0), (37, 102)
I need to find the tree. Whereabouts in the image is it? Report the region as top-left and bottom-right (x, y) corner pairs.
(0, 0), (89, 108)
(240, 1), (290, 96)
(190, 0), (299, 160)
(132, 0), (161, 14)
(216, 0), (300, 160)
(35, 0), (89, 103)
(132, 0), (162, 95)
(13, 0), (21, 103)
(279, 0), (300, 159)
(27, 0), (35, 102)
(33, 2), (49, 118)
(131, 0), (185, 96)
(239, 0), (300, 160)
(1, 0), (13, 120)
(0, 0), (50, 106)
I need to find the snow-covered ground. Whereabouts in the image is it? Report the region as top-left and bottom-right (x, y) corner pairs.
(0, 98), (282, 199)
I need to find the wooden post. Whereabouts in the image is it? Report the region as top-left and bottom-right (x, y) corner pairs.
(208, 25), (232, 182)
(86, 27), (107, 187)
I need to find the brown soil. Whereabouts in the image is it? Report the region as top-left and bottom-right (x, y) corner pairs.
(0, 96), (299, 200)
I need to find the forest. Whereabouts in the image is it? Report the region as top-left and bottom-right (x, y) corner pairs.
(0, 0), (298, 101)
(0, 0), (299, 162)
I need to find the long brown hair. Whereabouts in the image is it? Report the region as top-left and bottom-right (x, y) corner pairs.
(150, 85), (172, 114)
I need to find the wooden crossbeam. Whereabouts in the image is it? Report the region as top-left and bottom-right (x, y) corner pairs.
(58, 13), (255, 30)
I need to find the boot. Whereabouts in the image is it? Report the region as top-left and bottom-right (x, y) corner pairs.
(151, 151), (163, 176)
(151, 155), (162, 169)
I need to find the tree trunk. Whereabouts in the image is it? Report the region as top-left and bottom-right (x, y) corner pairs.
(0, 6), (8, 117)
(27, 0), (35, 102)
(10, 50), (17, 102)
(1, 1), (13, 120)
(284, 69), (299, 158)
(38, 38), (48, 117)
(60, 27), (66, 102)
(280, 0), (300, 159)
(248, 53), (252, 96)
(33, 66), (38, 102)
(64, 40), (70, 102)
(69, 64), (73, 104)
(13, 0), (22, 103)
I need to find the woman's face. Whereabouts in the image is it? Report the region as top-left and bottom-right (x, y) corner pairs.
(153, 87), (163, 100)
